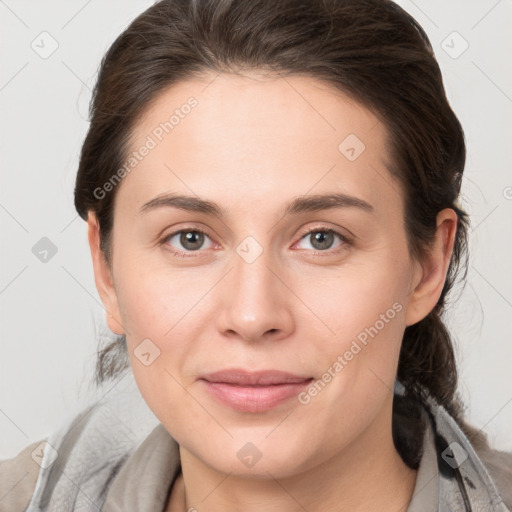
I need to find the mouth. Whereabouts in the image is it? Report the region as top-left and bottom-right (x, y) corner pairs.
(199, 369), (314, 412)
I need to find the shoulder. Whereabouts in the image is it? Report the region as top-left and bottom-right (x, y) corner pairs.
(0, 373), (159, 511)
(0, 439), (46, 512)
(462, 420), (512, 509)
(475, 445), (512, 508)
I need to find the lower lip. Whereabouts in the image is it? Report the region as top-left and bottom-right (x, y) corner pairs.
(200, 379), (312, 413)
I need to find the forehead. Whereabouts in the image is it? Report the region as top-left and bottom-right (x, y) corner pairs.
(119, 72), (402, 218)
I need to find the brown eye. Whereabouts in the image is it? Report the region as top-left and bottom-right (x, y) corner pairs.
(180, 231), (205, 251)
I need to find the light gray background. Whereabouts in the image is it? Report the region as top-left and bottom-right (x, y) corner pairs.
(1, 0), (511, 458)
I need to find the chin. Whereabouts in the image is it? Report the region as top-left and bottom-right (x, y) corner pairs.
(185, 432), (315, 480)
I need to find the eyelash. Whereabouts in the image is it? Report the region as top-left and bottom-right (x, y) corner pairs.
(160, 225), (351, 259)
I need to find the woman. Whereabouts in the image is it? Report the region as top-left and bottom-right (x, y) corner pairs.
(1, 0), (511, 510)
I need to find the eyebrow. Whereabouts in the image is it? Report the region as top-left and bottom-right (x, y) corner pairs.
(139, 192), (374, 218)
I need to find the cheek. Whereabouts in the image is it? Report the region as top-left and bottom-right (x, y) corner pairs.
(292, 256), (411, 400)
(119, 276), (194, 426)
(114, 264), (207, 389)
(114, 257), (185, 337)
(305, 264), (409, 341)
(290, 268), (408, 434)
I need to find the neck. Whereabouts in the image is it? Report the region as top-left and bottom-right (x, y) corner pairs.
(167, 398), (418, 512)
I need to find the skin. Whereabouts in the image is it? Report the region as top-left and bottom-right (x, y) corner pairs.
(88, 72), (457, 512)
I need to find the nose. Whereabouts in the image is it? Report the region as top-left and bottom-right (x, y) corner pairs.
(215, 246), (295, 344)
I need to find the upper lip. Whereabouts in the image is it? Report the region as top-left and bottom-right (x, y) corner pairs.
(200, 369), (313, 386)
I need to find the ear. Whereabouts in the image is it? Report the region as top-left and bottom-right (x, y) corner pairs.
(87, 212), (125, 335)
(405, 208), (458, 326)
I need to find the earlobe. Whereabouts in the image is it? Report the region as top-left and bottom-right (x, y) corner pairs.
(405, 208), (458, 327)
(87, 212), (125, 335)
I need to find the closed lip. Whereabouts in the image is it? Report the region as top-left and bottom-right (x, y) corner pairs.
(200, 369), (313, 386)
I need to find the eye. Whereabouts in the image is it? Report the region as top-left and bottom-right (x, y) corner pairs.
(162, 228), (214, 255)
(294, 228), (348, 253)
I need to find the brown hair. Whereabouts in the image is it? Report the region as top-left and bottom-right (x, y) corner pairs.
(74, 0), (489, 465)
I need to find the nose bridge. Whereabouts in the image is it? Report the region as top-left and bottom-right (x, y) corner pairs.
(216, 236), (292, 341)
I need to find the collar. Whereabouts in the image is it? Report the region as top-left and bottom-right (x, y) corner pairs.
(102, 422), (180, 512)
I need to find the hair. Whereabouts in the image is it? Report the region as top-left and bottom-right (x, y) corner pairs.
(74, 0), (490, 466)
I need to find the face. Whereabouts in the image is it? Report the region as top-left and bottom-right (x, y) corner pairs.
(90, 72), (448, 479)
